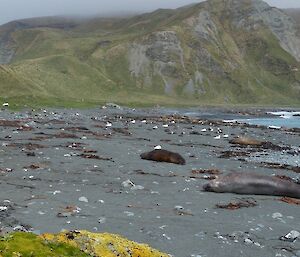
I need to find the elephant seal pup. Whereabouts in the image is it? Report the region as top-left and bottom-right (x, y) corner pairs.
(140, 149), (186, 165)
(203, 172), (300, 199)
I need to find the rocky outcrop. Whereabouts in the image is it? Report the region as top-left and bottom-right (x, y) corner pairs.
(126, 0), (300, 102)
(226, 0), (300, 61)
(0, 21), (35, 64)
(129, 31), (185, 94)
(0, 42), (14, 64)
(285, 8), (300, 32)
(0, 32), (16, 64)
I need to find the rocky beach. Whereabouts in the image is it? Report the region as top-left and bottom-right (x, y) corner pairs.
(0, 106), (299, 257)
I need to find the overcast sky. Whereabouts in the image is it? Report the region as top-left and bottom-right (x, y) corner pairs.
(0, 0), (299, 25)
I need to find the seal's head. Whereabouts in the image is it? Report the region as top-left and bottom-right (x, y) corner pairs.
(203, 182), (213, 192)
(170, 154), (186, 165)
(203, 175), (233, 193)
(203, 180), (222, 192)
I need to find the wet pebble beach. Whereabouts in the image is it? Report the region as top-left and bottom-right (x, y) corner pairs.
(0, 106), (299, 257)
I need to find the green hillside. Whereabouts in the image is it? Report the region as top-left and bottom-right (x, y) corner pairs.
(0, 0), (300, 108)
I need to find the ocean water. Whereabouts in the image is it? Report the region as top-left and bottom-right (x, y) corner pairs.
(237, 117), (300, 129)
(162, 109), (300, 129)
(237, 111), (300, 129)
(178, 109), (300, 129)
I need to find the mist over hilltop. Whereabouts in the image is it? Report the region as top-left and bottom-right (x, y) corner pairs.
(1, 0), (300, 25)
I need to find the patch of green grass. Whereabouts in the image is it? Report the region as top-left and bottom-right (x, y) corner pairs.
(0, 232), (90, 257)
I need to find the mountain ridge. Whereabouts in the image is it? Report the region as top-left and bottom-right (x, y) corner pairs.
(0, 0), (299, 108)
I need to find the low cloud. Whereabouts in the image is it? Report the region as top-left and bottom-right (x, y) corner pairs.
(0, 0), (299, 25)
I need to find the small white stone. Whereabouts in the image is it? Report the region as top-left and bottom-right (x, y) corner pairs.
(131, 185), (144, 190)
(162, 233), (171, 240)
(122, 179), (135, 188)
(0, 206), (8, 211)
(283, 230), (300, 241)
(79, 196), (89, 203)
(124, 211), (134, 217)
(272, 212), (283, 219)
(98, 217), (106, 224)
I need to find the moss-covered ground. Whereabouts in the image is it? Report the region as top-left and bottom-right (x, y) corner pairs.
(0, 231), (168, 257)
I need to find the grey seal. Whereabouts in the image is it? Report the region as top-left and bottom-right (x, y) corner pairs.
(203, 172), (300, 199)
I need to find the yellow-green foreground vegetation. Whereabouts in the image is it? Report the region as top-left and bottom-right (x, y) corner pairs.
(0, 231), (168, 257)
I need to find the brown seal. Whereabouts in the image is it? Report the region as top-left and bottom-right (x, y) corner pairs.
(203, 172), (300, 199)
(229, 137), (263, 147)
(140, 149), (186, 165)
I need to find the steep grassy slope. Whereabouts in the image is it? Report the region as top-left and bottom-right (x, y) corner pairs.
(0, 0), (300, 108)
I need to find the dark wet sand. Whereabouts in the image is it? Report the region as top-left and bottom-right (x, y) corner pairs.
(0, 107), (299, 257)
